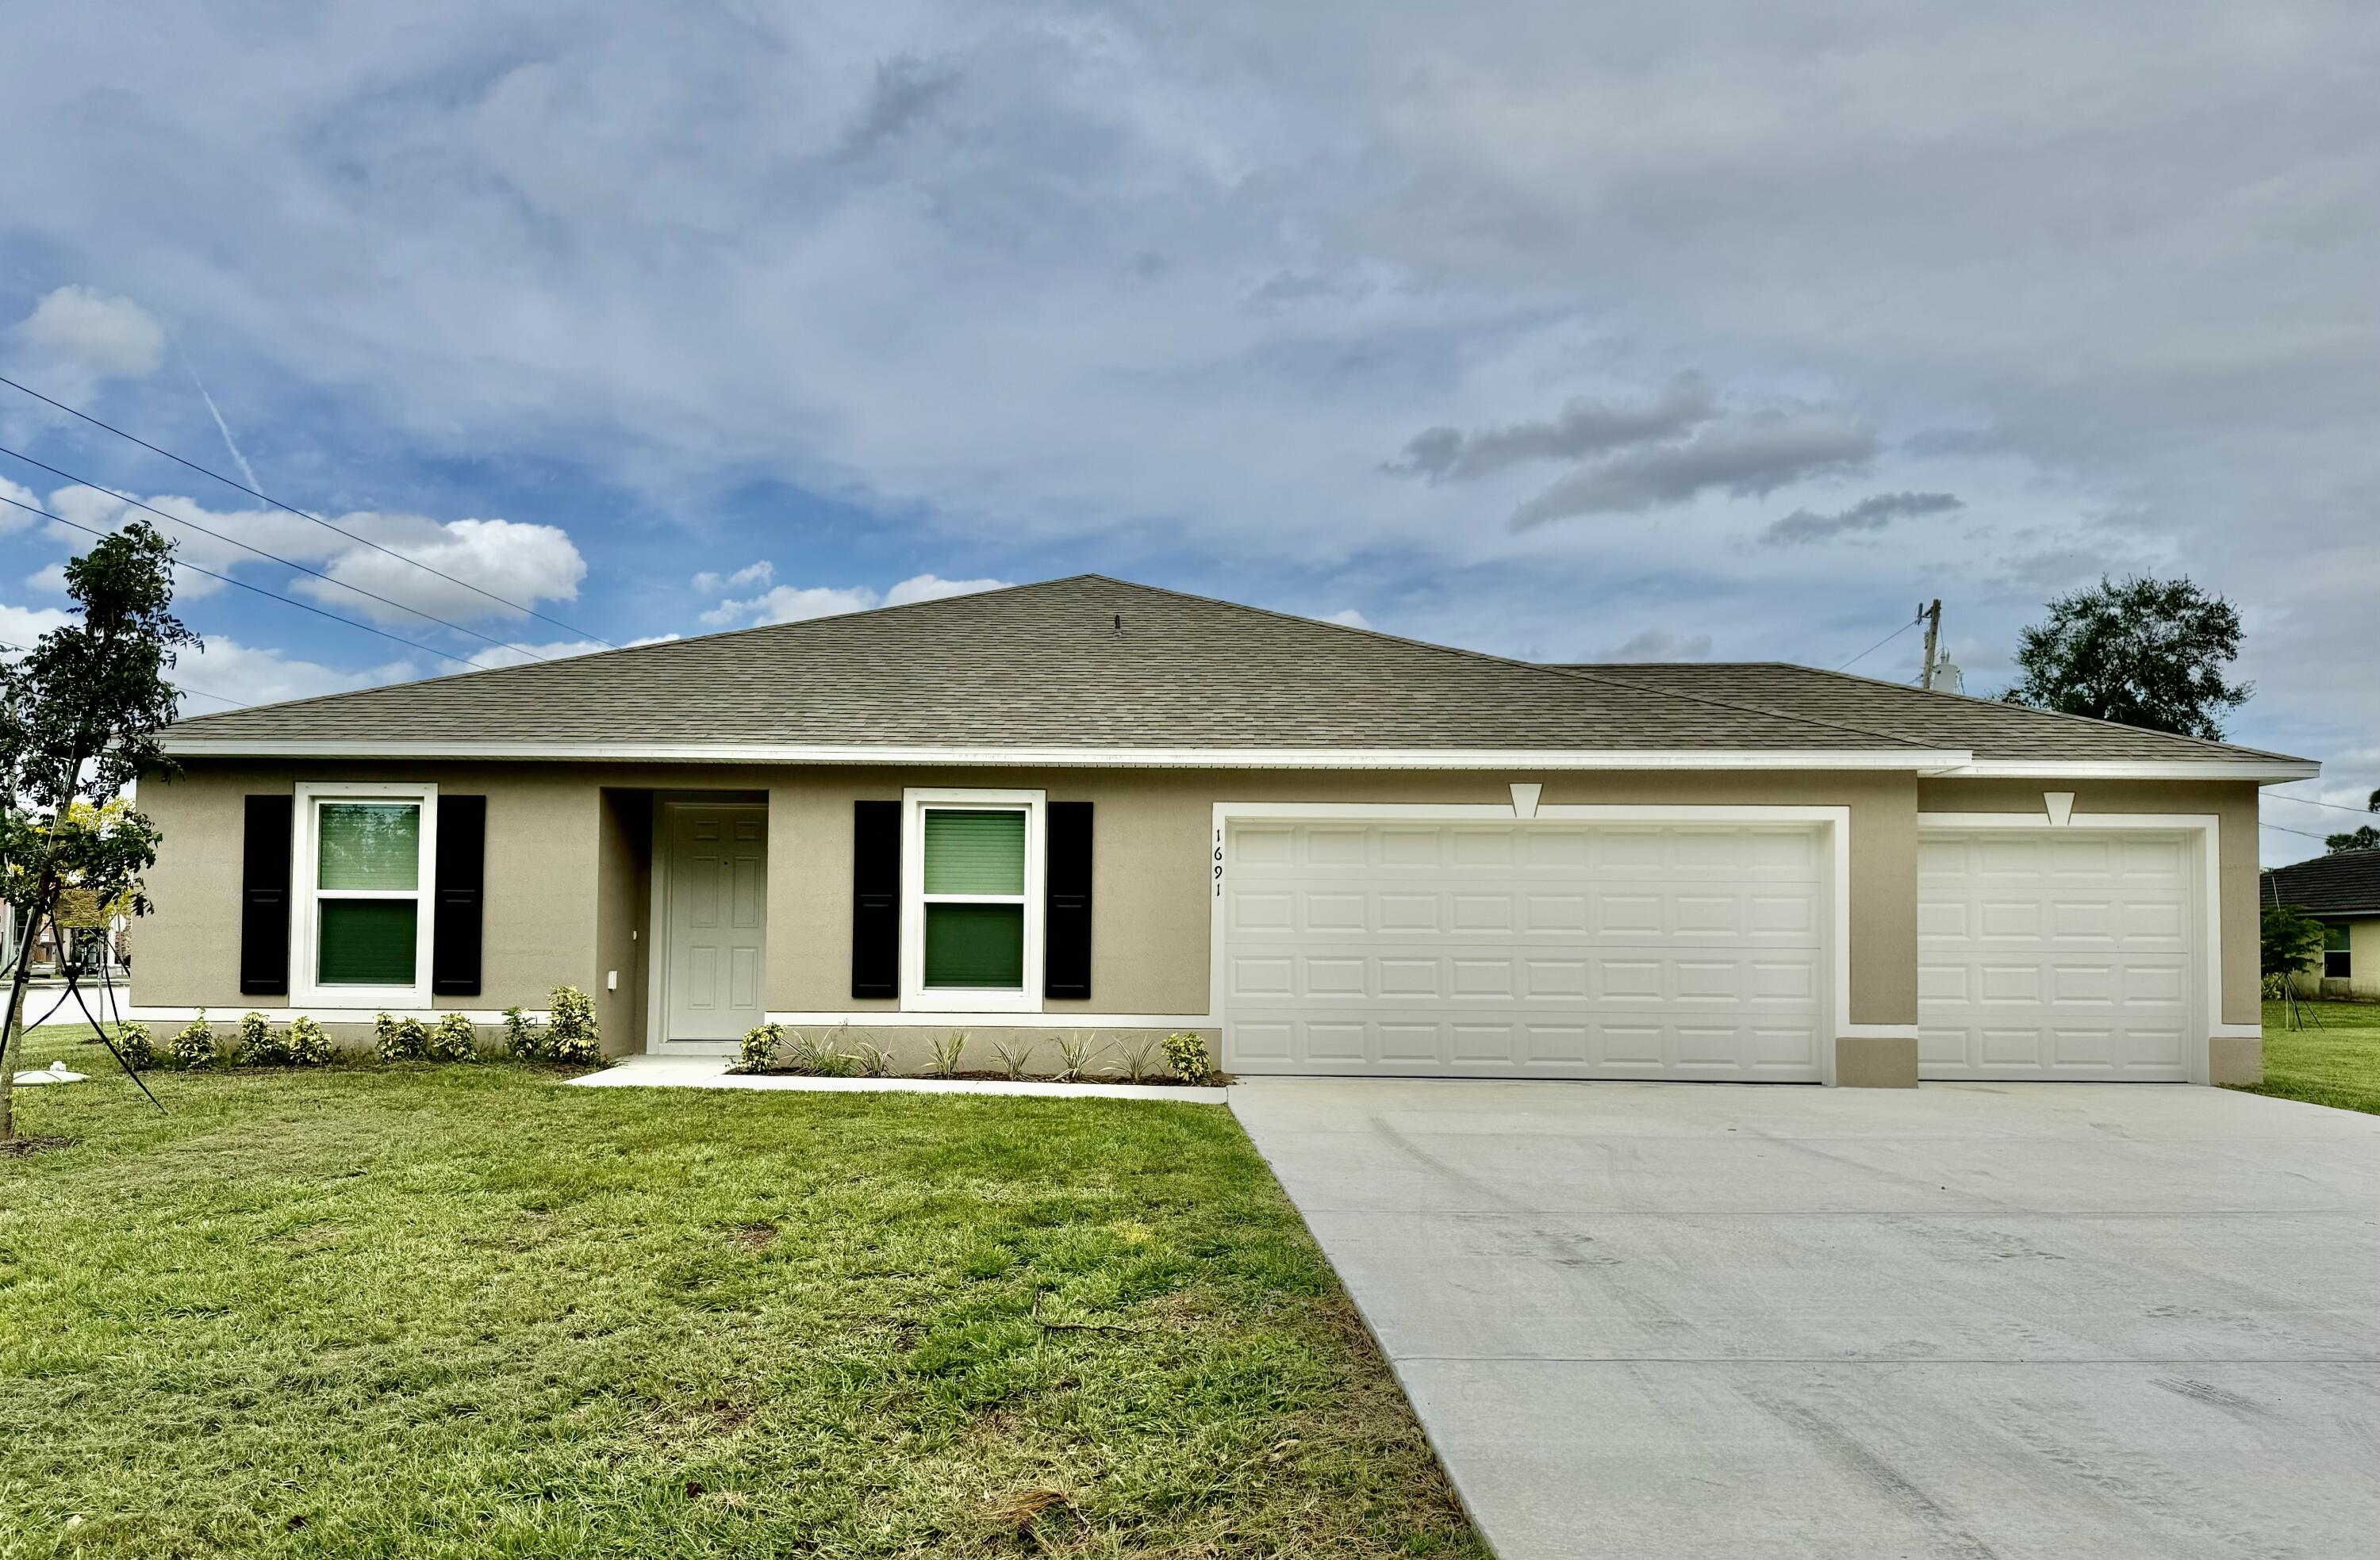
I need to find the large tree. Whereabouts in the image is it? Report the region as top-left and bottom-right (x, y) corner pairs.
(2, 521), (194, 1142)
(2329, 791), (2380, 853)
(2000, 575), (2251, 739)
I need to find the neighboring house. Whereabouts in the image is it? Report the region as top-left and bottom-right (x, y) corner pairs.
(2262, 849), (2380, 1000)
(131, 577), (2317, 1087)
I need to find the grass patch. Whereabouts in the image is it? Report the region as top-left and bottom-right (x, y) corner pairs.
(0, 1026), (1480, 1558)
(2236, 1000), (2380, 1117)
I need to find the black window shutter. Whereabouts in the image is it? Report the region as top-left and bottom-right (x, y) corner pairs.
(239, 795), (294, 996)
(851, 800), (901, 998)
(1045, 801), (1093, 1001)
(432, 795), (486, 996)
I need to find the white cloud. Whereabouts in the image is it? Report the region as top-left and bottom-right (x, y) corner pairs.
(171, 637), (416, 711)
(692, 561), (774, 593)
(0, 599), (75, 650)
(703, 573), (1012, 628)
(24, 562), (67, 594)
(10, 285), (165, 380)
(0, 476), (38, 534)
(35, 486), (586, 628)
(468, 631), (678, 669)
(1324, 607), (1372, 629)
(1594, 629), (1715, 662)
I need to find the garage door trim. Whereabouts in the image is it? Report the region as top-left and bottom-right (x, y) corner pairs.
(1917, 809), (2228, 1084)
(1209, 802), (1856, 1084)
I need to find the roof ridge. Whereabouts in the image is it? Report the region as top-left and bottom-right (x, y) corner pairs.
(1082, 577), (1946, 753)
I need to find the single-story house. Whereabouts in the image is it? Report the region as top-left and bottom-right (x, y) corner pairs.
(131, 576), (2317, 1086)
(2262, 849), (2380, 1000)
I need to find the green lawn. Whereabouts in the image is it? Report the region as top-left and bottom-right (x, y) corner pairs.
(2238, 999), (2380, 1116)
(0, 1027), (1481, 1558)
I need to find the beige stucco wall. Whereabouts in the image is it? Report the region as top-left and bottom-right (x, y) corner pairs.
(138, 760), (1921, 1033)
(1913, 777), (2263, 1027)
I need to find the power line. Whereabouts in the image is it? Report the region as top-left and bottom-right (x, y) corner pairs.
(0, 489), (485, 670)
(0, 443), (550, 662)
(2265, 788), (2379, 818)
(3, 635), (313, 712)
(2259, 819), (2332, 842)
(0, 371), (614, 647)
(1834, 611), (1923, 673)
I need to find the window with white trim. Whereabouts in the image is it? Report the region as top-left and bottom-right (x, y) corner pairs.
(292, 782), (437, 1007)
(901, 788), (1043, 1012)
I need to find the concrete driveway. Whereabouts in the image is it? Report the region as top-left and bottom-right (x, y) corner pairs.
(1230, 1079), (2380, 1560)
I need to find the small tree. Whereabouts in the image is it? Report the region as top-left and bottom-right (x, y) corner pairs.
(2328, 826), (2380, 854)
(1, 521), (194, 1140)
(2000, 575), (2250, 738)
(2260, 903), (2329, 1030)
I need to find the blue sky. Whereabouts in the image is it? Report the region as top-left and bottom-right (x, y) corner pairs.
(2, 2), (2374, 863)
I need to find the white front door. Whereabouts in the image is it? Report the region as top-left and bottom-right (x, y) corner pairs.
(659, 803), (767, 1042)
(1917, 828), (2194, 1079)
(1221, 820), (1828, 1079)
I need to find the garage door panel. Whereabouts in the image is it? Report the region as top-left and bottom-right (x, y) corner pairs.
(1917, 828), (2196, 1082)
(1224, 820), (1828, 1079)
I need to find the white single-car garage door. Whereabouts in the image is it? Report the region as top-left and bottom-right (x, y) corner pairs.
(1917, 828), (2196, 1080)
(1221, 820), (1829, 1079)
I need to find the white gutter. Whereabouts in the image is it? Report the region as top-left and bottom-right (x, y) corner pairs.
(1940, 758), (2320, 784)
(154, 738), (1976, 772)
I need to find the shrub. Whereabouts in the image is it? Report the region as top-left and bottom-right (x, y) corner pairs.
(546, 985), (601, 1064)
(739, 1021), (785, 1071)
(990, 1034), (1038, 1080)
(1161, 1030), (1214, 1084)
(238, 1010), (282, 1065)
(1055, 1031), (1104, 1082)
(1116, 1033), (1160, 1084)
(170, 1012), (218, 1070)
(113, 1022), (157, 1070)
(502, 1005), (546, 1060)
(285, 1015), (332, 1066)
(927, 1029), (968, 1079)
(428, 1012), (479, 1062)
(850, 1038), (896, 1078)
(375, 1012), (428, 1062)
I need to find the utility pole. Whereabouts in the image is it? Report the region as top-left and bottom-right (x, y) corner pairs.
(1917, 599), (1942, 690)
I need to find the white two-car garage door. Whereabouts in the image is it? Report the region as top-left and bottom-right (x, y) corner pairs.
(1917, 828), (2197, 1080)
(1221, 820), (1829, 1079)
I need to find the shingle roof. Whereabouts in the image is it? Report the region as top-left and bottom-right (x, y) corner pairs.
(159, 575), (2309, 769)
(2263, 851), (2380, 918)
(1549, 661), (2307, 765)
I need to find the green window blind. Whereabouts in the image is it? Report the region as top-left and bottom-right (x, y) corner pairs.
(317, 899), (418, 985)
(922, 809), (1025, 895)
(923, 903), (1024, 988)
(317, 803), (420, 890)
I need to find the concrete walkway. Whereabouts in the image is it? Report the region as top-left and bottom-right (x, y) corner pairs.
(1230, 1079), (2380, 1560)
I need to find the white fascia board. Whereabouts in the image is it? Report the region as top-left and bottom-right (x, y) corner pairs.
(155, 738), (1973, 771)
(1937, 758), (2320, 783)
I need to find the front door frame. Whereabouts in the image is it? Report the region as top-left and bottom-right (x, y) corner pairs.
(647, 793), (770, 1050)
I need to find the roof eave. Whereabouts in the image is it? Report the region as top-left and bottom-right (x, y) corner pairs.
(1938, 757), (2321, 784)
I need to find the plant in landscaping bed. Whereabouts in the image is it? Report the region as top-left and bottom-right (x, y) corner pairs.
(739, 1021), (785, 1071)
(1117, 1033), (1161, 1083)
(238, 1010), (282, 1065)
(990, 1034), (1038, 1080)
(374, 1012), (428, 1062)
(545, 985), (601, 1064)
(501, 1005), (545, 1060)
(927, 1029), (968, 1079)
(1162, 1030), (1214, 1084)
(850, 1037), (896, 1077)
(1055, 1031), (1104, 1082)
(786, 1029), (858, 1077)
(284, 1015), (331, 1066)
(428, 1013), (479, 1062)
(113, 1022), (157, 1070)
(169, 1012), (218, 1070)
